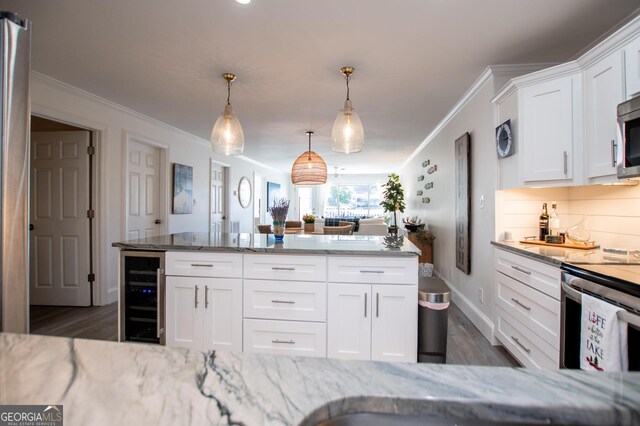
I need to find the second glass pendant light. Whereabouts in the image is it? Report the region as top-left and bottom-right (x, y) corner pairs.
(211, 73), (244, 156)
(331, 66), (364, 154)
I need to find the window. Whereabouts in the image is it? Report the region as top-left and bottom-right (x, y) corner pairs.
(297, 187), (313, 219)
(324, 183), (383, 218)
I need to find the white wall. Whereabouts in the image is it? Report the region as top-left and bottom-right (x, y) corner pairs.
(399, 75), (499, 341)
(31, 72), (290, 305)
(496, 184), (640, 247)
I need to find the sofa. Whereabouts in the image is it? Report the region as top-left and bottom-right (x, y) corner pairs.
(314, 217), (387, 236)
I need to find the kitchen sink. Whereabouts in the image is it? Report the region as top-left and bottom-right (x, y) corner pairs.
(316, 412), (551, 426)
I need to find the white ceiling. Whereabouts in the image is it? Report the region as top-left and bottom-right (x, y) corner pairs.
(2, 0), (638, 173)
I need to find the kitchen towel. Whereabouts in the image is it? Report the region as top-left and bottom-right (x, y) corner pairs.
(580, 293), (628, 372)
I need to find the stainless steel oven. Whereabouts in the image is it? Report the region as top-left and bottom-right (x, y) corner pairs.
(617, 96), (640, 179)
(560, 264), (640, 370)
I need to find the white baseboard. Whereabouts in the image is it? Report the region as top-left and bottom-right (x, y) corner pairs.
(436, 274), (497, 344)
(107, 287), (118, 305)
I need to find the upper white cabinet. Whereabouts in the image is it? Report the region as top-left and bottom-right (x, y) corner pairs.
(520, 73), (580, 183)
(624, 36), (640, 98)
(585, 51), (625, 179)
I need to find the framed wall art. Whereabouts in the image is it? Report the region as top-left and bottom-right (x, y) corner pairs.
(173, 163), (193, 214)
(455, 132), (471, 274)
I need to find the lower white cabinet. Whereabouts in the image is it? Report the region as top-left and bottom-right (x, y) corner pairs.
(327, 283), (417, 362)
(166, 276), (242, 352)
(243, 318), (326, 357)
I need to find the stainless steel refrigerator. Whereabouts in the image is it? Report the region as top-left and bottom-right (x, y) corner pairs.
(0, 11), (30, 333)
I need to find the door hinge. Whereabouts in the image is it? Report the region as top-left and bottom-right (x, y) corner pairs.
(88, 273), (95, 283)
(87, 209), (95, 219)
(87, 145), (95, 155)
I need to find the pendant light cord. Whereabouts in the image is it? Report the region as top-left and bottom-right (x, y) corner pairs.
(307, 131), (313, 160)
(345, 74), (351, 100)
(227, 80), (232, 105)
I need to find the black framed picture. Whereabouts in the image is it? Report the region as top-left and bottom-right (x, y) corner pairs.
(172, 163), (193, 214)
(455, 132), (471, 275)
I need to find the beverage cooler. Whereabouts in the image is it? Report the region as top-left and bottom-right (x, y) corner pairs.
(119, 251), (165, 344)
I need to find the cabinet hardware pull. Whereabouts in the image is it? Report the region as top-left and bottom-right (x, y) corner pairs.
(511, 336), (531, 353)
(360, 270), (384, 274)
(563, 151), (568, 175)
(511, 297), (531, 311)
(272, 267), (295, 271)
(611, 140), (617, 168)
(205, 285), (209, 309)
(364, 293), (368, 318)
(272, 339), (295, 344)
(511, 265), (531, 275)
(271, 299), (295, 304)
(376, 293), (379, 318)
(195, 285), (199, 308)
(191, 263), (213, 267)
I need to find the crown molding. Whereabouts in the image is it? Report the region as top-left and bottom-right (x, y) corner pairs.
(577, 12), (640, 69)
(31, 71), (279, 173)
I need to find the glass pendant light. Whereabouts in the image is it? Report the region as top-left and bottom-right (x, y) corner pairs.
(291, 131), (327, 185)
(211, 72), (244, 156)
(331, 66), (364, 153)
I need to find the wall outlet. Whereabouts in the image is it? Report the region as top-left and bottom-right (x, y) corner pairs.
(479, 195), (485, 209)
(478, 288), (484, 304)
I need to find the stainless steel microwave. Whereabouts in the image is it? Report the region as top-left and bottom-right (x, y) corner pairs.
(618, 96), (640, 179)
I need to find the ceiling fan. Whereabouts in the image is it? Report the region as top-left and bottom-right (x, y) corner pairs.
(332, 166), (344, 178)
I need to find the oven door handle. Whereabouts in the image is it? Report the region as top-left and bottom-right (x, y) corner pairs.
(562, 281), (640, 328)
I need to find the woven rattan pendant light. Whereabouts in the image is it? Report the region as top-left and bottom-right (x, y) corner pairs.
(291, 131), (327, 185)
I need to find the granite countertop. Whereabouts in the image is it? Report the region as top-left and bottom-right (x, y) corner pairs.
(2, 333), (639, 425)
(112, 232), (420, 257)
(491, 241), (640, 267)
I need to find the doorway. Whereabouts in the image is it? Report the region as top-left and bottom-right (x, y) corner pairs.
(210, 160), (229, 234)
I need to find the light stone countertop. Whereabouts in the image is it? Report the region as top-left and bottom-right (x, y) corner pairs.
(2, 333), (639, 426)
(112, 232), (420, 257)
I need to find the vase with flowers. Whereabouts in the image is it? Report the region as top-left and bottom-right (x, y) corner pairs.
(302, 214), (315, 232)
(268, 198), (290, 242)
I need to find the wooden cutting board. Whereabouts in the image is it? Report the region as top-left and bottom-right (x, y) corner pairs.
(519, 240), (599, 250)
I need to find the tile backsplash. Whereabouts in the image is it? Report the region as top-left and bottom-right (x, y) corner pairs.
(496, 183), (640, 248)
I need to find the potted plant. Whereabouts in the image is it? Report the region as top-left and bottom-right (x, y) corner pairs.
(268, 198), (290, 242)
(302, 214), (315, 232)
(380, 173), (405, 234)
(402, 216), (424, 233)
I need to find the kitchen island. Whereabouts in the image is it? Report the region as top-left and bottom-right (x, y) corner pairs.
(113, 232), (420, 362)
(2, 332), (639, 425)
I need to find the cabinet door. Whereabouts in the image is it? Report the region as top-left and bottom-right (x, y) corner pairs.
(166, 276), (203, 350)
(625, 36), (640, 98)
(327, 283), (371, 360)
(202, 278), (242, 352)
(371, 285), (417, 362)
(586, 51), (624, 178)
(521, 75), (575, 182)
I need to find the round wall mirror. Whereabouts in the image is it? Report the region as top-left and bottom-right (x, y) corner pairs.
(238, 176), (252, 208)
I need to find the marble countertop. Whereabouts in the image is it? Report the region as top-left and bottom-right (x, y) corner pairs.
(112, 232), (420, 257)
(491, 241), (640, 267)
(2, 333), (639, 425)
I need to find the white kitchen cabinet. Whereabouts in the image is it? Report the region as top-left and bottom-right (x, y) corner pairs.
(327, 282), (417, 362)
(624, 35), (640, 98)
(493, 248), (560, 369)
(585, 51), (625, 179)
(166, 276), (242, 352)
(243, 318), (326, 357)
(327, 283), (371, 360)
(520, 73), (579, 182)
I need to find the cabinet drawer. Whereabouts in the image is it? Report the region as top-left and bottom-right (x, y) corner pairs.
(244, 254), (326, 282)
(244, 280), (326, 322)
(494, 249), (560, 299)
(243, 319), (326, 358)
(166, 252), (242, 278)
(495, 306), (559, 370)
(495, 272), (560, 350)
(327, 256), (417, 285)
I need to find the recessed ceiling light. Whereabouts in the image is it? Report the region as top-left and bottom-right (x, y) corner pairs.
(236, 0), (251, 4)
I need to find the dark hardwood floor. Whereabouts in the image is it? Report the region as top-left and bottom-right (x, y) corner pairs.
(446, 302), (520, 367)
(29, 303), (118, 342)
(28, 300), (519, 367)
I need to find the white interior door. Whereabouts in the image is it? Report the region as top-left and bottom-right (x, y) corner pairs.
(210, 161), (226, 234)
(30, 131), (90, 306)
(127, 141), (161, 240)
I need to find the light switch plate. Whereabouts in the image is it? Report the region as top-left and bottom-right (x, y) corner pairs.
(479, 195), (485, 209)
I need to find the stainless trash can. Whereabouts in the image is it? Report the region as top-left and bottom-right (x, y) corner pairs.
(418, 277), (451, 363)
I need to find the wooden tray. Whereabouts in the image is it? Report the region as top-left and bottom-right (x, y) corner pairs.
(519, 239), (599, 250)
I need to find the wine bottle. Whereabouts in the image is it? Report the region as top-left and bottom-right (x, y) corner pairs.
(539, 203), (549, 241)
(549, 202), (560, 236)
